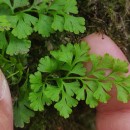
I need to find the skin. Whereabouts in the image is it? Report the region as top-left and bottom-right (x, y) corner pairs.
(83, 33), (130, 130)
(0, 70), (13, 130)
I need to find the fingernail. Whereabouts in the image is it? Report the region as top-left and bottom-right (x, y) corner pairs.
(0, 70), (6, 100)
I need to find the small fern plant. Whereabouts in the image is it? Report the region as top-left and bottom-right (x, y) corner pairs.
(0, 0), (130, 129)
(0, 0), (86, 127)
(30, 42), (130, 118)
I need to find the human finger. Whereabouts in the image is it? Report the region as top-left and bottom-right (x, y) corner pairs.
(0, 70), (13, 130)
(83, 33), (130, 130)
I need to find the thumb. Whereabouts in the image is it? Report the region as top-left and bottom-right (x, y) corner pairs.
(0, 70), (13, 130)
(83, 33), (130, 130)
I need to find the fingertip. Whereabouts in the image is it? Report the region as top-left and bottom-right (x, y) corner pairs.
(0, 70), (13, 130)
(83, 33), (130, 130)
(83, 33), (128, 61)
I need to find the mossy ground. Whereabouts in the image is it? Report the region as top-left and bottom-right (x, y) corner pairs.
(15, 1), (130, 130)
